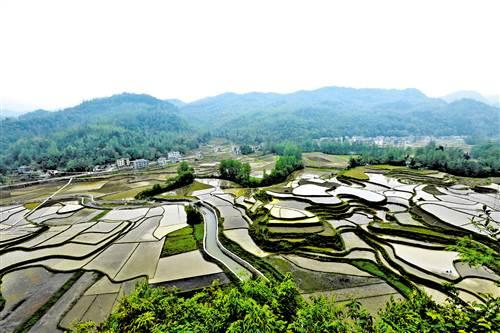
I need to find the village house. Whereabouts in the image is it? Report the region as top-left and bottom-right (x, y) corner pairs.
(132, 159), (149, 169)
(116, 158), (130, 168)
(167, 151), (181, 163)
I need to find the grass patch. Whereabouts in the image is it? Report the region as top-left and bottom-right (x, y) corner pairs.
(369, 222), (454, 241)
(349, 259), (414, 297)
(161, 223), (204, 257)
(90, 210), (109, 221)
(264, 255), (375, 293)
(14, 271), (84, 333)
(302, 153), (350, 169)
(193, 223), (204, 242)
(101, 185), (154, 200)
(23, 202), (40, 210)
(422, 185), (444, 196)
(339, 167), (369, 181)
(173, 181), (213, 196)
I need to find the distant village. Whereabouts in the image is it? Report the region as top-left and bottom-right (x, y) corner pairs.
(13, 143), (259, 182)
(314, 135), (468, 148)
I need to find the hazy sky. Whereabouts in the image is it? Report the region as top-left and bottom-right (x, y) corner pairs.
(1, 0), (499, 110)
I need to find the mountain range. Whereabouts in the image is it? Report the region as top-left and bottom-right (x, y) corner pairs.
(1, 87), (499, 171)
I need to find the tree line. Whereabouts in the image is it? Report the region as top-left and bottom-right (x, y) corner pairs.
(336, 141), (500, 177)
(219, 143), (303, 187)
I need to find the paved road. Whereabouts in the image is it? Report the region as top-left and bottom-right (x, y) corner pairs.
(200, 205), (253, 281)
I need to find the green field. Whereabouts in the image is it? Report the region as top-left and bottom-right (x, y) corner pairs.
(161, 223), (204, 257)
(303, 153), (351, 169)
(339, 166), (369, 180)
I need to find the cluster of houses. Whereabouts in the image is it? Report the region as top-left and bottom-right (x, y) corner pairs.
(115, 151), (184, 170)
(315, 135), (467, 148)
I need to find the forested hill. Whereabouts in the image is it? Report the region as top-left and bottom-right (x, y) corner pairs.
(0, 93), (205, 172)
(179, 87), (500, 142)
(1, 87), (499, 172)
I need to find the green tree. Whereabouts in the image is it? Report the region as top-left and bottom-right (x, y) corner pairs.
(185, 204), (203, 225)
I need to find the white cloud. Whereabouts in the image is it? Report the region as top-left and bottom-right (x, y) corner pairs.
(1, 0), (499, 110)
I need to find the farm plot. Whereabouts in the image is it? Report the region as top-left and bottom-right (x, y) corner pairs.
(0, 267), (73, 332)
(330, 186), (386, 204)
(223, 229), (269, 257)
(284, 254), (372, 277)
(455, 278), (500, 298)
(149, 250), (223, 284)
(390, 243), (460, 279)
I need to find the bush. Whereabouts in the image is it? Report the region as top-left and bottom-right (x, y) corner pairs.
(185, 204), (203, 225)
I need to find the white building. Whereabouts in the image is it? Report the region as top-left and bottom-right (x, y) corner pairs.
(116, 158), (130, 168)
(231, 146), (241, 155)
(157, 157), (168, 167)
(17, 165), (31, 174)
(132, 159), (149, 169)
(167, 151), (181, 163)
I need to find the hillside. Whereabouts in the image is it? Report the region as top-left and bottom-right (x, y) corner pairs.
(179, 86), (500, 143)
(0, 93), (203, 172)
(1, 87), (499, 172)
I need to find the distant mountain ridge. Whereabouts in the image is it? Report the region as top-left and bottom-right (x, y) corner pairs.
(442, 90), (500, 107)
(1, 87), (499, 171)
(176, 86), (499, 140)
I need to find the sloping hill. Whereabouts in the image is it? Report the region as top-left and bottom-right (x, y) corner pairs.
(0, 93), (202, 171)
(180, 87), (500, 142)
(1, 87), (499, 172)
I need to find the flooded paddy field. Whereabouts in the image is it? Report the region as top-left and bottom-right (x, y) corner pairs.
(1, 162), (499, 330)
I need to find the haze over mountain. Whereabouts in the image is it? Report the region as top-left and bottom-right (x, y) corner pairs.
(442, 90), (500, 107)
(1, 86), (499, 172)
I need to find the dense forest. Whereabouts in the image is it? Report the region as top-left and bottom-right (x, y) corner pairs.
(0, 94), (209, 173)
(182, 87), (500, 143)
(1, 87), (499, 174)
(72, 275), (499, 333)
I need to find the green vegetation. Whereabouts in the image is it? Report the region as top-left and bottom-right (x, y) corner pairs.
(161, 223), (204, 257)
(0, 93), (209, 173)
(447, 236), (500, 275)
(185, 204), (203, 225)
(179, 181), (212, 196)
(219, 143), (303, 187)
(181, 88), (499, 144)
(101, 185), (152, 200)
(90, 210), (109, 221)
(349, 260), (414, 298)
(339, 166), (369, 181)
(343, 141), (500, 177)
(239, 144), (254, 155)
(136, 162), (195, 199)
(219, 159), (252, 184)
(72, 275), (499, 333)
(23, 202), (41, 210)
(2, 89), (499, 176)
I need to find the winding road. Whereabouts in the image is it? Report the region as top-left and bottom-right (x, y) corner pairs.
(200, 205), (254, 281)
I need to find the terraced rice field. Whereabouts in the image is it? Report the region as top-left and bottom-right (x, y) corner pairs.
(0, 200), (227, 331)
(255, 170), (499, 305)
(1, 163), (499, 330)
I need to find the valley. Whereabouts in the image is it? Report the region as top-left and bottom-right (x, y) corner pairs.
(0, 150), (498, 331)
